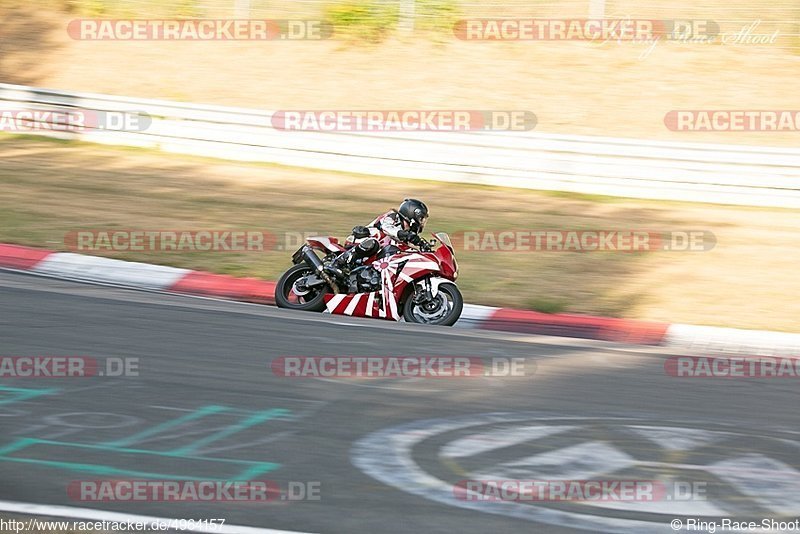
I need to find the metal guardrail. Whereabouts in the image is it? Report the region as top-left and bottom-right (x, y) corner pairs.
(2, 82), (800, 208)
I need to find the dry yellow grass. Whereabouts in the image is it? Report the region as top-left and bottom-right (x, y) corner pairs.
(2, 135), (799, 332)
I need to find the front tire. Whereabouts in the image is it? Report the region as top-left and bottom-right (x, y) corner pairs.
(275, 264), (329, 312)
(403, 282), (463, 326)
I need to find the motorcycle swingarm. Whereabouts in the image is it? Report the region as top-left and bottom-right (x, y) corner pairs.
(300, 273), (326, 288)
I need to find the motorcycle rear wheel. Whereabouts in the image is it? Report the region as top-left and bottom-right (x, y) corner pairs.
(275, 264), (329, 312)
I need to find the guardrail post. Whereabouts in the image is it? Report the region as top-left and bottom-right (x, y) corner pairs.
(398, 0), (415, 34)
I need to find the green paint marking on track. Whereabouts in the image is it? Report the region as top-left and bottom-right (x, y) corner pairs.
(0, 457), (278, 481)
(103, 405), (228, 447)
(0, 402), (289, 480)
(0, 438), (36, 456)
(237, 463), (282, 480)
(170, 408), (290, 455)
(0, 438), (281, 480)
(0, 385), (57, 406)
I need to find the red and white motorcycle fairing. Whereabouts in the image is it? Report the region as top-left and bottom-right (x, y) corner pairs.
(324, 252), (442, 320)
(306, 236), (346, 254)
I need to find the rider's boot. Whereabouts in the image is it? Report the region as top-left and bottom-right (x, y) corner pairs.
(325, 238), (379, 279)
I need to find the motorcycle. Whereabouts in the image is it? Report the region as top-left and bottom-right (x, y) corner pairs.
(275, 232), (463, 326)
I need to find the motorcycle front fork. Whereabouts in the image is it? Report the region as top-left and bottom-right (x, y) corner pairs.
(412, 278), (435, 305)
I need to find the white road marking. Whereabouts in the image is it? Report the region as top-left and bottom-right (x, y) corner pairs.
(440, 425), (577, 458)
(470, 441), (635, 481)
(626, 425), (725, 451)
(353, 413), (797, 533)
(708, 454), (800, 515)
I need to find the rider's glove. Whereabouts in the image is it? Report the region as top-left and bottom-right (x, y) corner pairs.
(397, 230), (427, 251)
(398, 230), (421, 244)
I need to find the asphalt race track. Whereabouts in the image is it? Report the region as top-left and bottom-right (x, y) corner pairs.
(1, 270), (799, 533)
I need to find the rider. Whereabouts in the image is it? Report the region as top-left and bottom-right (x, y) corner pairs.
(325, 198), (429, 278)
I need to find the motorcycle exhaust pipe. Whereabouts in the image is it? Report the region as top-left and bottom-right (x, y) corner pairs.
(302, 246), (325, 272)
(302, 246), (340, 294)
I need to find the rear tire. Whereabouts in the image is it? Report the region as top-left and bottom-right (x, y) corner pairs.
(403, 282), (463, 326)
(275, 264), (329, 312)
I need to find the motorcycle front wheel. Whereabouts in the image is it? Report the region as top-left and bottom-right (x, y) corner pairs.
(274, 264), (329, 312)
(403, 282), (463, 326)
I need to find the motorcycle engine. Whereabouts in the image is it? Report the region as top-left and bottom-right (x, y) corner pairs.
(347, 266), (382, 293)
